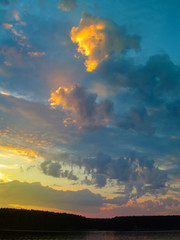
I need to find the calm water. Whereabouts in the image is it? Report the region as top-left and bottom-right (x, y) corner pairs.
(0, 231), (180, 240)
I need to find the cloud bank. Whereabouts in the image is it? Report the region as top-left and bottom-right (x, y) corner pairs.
(0, 181), (103, 214)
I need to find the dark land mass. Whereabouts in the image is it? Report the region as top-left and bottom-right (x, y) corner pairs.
(0, 208), (179, 232)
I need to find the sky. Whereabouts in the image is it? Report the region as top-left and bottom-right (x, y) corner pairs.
(0, 0), (180, 218)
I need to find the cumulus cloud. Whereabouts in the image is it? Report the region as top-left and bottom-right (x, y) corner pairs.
(49, 84), (114, 128)
(57, 0), (77, 11)
(80, 152), (168, 198)
(39, 149), (168, 197)
(71, 12), (140, 71)
(40, 160), (78, 180)
(0, 180), (103, 214)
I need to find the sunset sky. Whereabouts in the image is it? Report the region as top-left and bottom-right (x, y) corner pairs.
(0, 0), (180, 218)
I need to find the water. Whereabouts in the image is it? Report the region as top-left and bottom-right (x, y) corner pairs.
(0, 231), (180, 240)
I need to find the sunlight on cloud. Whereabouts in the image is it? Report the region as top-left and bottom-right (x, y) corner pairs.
(49, 85), (114, 128)
(28, 52), (46, 57)
(12, 10), (20, 21)
(0, 173), (12, 182)
(0, 164), (19, 169)
(71, 23), (106, 71)
(2, 23), (13, 29)
(49, 86), (73, 109)
(0, 145), (39, 161)
(71, 13), (140, 72)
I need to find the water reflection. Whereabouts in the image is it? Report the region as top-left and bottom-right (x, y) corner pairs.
(0, 231), (180, 240)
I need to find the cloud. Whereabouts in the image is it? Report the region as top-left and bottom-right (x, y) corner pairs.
(40, 159), (78, 180)
(28, 52), (45, 57)
(2, 23), (13, 29)
(12, 10), (20, 21)
(80, 152), (168, 198)
(0, 92), (76, 156)
(71, 12), (140, 71)
(49, 84), (114, 128)
(117, 107), (155, 135)
(0, 180), (103, 214)
(100, 197), (180, 217)
(105, 195), (130, 206)
(57, 0), (77, 11)
(98, 54), (180, 105)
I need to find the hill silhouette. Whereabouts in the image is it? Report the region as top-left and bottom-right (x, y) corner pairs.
(0, 208), (179, 232)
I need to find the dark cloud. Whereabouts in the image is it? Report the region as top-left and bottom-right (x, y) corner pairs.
(40, 160), (78, 180)
(105, 195), (130, 206)
(98, 54), (180, 106)
(117, 107), (155, 135)
(78, 152), (168, 198)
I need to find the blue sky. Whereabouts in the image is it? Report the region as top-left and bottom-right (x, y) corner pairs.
(0, 0), (180, 217)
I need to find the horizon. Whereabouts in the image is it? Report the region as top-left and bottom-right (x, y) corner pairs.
(1, 207), (180, 219)
(0, 0), (180, 218)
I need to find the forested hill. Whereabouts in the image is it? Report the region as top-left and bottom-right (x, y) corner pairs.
(0, 208), (179, 231)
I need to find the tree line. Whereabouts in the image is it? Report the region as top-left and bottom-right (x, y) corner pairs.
(0, 208), (179, 231)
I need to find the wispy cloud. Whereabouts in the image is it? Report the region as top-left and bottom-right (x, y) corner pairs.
(2, 23), (13, 29)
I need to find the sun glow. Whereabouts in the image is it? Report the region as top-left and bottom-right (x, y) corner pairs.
(0, 146), (39, 159)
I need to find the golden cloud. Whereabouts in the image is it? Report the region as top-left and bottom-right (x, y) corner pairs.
(0, 145), (40, 159)
(71, 13), (140, 72)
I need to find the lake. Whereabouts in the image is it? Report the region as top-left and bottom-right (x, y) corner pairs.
(0, 231), (180, 240)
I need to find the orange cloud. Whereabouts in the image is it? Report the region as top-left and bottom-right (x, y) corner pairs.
(12, 10), (20, 21)
(71, 13), (140, 72)
(11, 28), (22, 37)
(2, 23), (13, 29)
(28, 52), (46, 57)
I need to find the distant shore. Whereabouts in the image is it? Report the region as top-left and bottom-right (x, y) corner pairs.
(0, 208), (179, 232)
